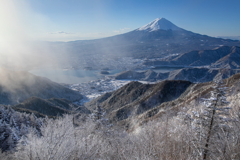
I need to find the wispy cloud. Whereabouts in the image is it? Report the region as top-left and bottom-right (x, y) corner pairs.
(49, 31), (73, 35)
(44, 31), (119, 41)
(113, 28), (131, 33)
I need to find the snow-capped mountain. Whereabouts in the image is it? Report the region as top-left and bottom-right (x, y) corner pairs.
(62, 17), (240, 69)
(137, 18), (183, 32)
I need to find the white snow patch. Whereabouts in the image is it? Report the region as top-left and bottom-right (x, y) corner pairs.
(137, 18), (182, 32)
(68, 78), (131, 104)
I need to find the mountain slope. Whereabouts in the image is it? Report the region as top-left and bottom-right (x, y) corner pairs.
(144, 46), (240, 68)
(136, 73), (240, 126)
(0, 68), (83, 105)
(13, 97), (90, 117)
(211, 46), (240, 68)
(115, 68), (240, 83)
(85, 80), (192, 122)
(86, 73), (240, 130)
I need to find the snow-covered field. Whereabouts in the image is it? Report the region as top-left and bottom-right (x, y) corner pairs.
(68, 77), (131, 104)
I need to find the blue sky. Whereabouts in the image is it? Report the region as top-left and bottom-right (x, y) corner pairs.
(1, 0), (240, 41)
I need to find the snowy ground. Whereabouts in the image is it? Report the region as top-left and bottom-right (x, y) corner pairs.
(68, 77), (131, 105)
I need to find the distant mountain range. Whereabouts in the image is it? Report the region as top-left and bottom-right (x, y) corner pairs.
(144, 46), (240, 69)
(219, 36), (240, 41)
(112, 45), (240, 83)
(115, 68), (240, 83)
(67, 18), (240, 59)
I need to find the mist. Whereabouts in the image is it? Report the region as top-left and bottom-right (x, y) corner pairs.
(0, 0), (138, 85)
(0, 0), (70, 70)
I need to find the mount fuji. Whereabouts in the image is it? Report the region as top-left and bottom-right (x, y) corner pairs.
(137, 18), (183, 32)
(67, 17), (240, 62)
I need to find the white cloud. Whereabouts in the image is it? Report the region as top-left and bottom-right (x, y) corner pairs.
(113, 28), (131, 33)
(49, 31), (73, 35)
(42, 31), (118, 41)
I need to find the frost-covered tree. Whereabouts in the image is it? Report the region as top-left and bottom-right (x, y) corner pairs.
(91, 103), (104, 121)
(0, 106), (43, 152)
(91, 103), (107, 125)
(190, 80), (231, 159)
(90, 103), (113, 136)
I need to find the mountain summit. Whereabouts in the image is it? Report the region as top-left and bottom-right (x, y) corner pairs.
(68, 18), (240, 61)
(137, 18), (182, 32)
